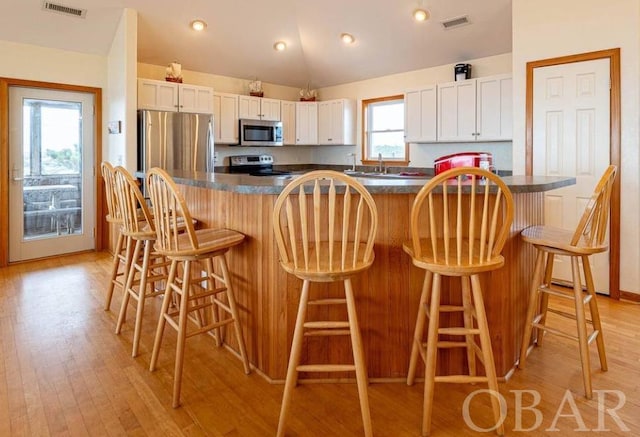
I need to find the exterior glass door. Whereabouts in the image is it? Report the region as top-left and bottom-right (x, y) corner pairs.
(8, 87), (95, 262)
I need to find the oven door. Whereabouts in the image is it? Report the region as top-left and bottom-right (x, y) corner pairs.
(239, 119), (283, 146)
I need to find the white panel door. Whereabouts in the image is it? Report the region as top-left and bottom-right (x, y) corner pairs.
(532, 58), (610, 293)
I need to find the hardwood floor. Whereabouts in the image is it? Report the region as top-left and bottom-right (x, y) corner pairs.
(0, 251), (639, 436)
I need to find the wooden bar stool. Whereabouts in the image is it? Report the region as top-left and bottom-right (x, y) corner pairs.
(101, 161), (131, 311)
(112, 166), (170, 357)
(146, 167), (250, 408)
(404, 167), (514, 436)
(273, 170), (378, 437)
(519, 165), (616, 399)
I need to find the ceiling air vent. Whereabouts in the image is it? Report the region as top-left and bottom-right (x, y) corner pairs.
(42, 1), (87, 18)
(441, 15), (470, 30)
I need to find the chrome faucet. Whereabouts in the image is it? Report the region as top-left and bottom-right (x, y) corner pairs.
(347, 153), (357, 171)
(377, 153), (386, 174)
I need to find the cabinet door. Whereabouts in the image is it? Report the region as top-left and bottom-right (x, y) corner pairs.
(179, 84), (213, 114)
(261, 98), (281, 121)
(318, 101), (333, 144)
(295, 102), (318, 145)
(476, 75), (512, 141)
(238, 95), (261, 120)
(437, 80), (476, 142)
(213, 92), (239, 144)
(281, 101), (296, 145)
(137, 79), (178, 111)
(404, 86), (436, 143)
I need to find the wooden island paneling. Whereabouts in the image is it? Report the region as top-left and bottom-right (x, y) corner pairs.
(138, 171), (574, 382)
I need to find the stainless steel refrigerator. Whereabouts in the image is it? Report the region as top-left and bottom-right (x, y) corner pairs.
(137, 110), (214, 187)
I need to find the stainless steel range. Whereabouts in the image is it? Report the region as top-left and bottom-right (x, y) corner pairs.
(228, 155), (291, 177)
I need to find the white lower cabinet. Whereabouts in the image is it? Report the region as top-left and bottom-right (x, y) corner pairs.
(295, 102), (318, 145)
(318, 99), (355, 145)
(213, 92), (239, 144)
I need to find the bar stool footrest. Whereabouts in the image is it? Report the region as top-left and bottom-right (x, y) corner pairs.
(296, 364), (356, 373)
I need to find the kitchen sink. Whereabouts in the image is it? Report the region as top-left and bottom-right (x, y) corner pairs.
(343, 170), (430, 179)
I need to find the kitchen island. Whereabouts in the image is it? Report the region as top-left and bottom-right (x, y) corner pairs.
(161, 170), (574, 382)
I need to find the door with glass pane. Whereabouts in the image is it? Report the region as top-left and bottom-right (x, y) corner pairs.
(8, 86), (95, 262)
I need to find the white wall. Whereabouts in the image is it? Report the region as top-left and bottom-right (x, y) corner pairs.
(0, 40), (107, 87)
(316, 53), (514, 170)
(138, 62), (300, 100)
(0, 39), (108, 181)
(512, 0), (640, 294)
(106, 9), (138, 172)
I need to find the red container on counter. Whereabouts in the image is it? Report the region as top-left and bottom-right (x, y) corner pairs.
(434, 152), (493, 176)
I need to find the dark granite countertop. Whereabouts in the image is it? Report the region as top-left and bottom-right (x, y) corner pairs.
(155, 169), (576, 195)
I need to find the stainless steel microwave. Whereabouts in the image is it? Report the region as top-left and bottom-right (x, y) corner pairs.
(238, 119), (283, 146)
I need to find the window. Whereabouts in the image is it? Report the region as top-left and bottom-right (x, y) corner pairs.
(362, 95), (408, 164)
(23, 99), (82, 176)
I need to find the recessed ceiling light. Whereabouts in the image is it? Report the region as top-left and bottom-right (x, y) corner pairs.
(413, 9), (429, 22)
(190, 20), (207, 31)
(341, 33), (355, 44)
(273, 41), (287, 51)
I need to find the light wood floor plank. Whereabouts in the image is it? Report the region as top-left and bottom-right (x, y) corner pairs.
(0, 251), (638, 436)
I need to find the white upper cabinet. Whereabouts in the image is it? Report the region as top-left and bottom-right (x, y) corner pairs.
(213, 92), (239, 144)
(476, 74), (512, 141)
(436, 74), (512, 142)
(238, 95), (281, 121)
(137, 79), (213, 114)
(404, 86), (437, 143)
(318, 99), (356, 145)
(138, 79), (179, 112)
(437, 79), (477, 142)
(280, 101), (296, 145)
(295, 102), (318, 145)
(179, 84), (214, 114)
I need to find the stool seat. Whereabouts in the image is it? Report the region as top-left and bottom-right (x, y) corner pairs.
(403, 239), (505, 274)
(157, 228), (245, 259)
(279, 241), (374, 280)
(521, 225), (608, 255)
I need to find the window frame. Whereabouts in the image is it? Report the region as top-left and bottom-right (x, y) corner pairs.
(361, 95), (409, 166)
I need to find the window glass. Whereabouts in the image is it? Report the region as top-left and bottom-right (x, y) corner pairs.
(363, 96), (407, 162)
(23, 99), (82, 176)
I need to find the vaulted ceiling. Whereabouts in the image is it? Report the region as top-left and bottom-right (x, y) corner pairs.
(0, 0), (512, 88)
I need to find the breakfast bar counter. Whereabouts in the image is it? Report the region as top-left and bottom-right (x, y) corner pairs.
(165, 170), (575, 382)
